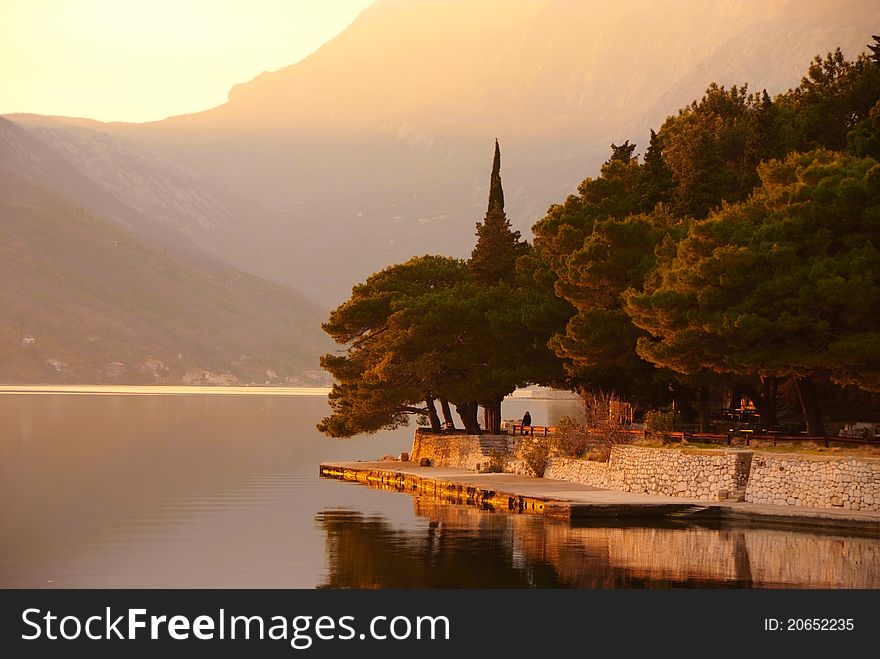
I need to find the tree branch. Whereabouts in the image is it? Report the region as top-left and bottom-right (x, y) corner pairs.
(400, 406), (429, 415)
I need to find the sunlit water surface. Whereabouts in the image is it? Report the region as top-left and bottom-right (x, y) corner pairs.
(1, 391), (877, 588)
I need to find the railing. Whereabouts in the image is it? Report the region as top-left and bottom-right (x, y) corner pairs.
(511, 425), (556, 437)
(511, 426), (879, 448)
(425, 424), (879, 448)
(656, 431), (879, 448)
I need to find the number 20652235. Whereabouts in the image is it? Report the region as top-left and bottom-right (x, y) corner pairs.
(764, 618), (854, 631)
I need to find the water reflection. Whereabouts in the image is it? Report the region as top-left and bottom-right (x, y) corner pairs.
(0, 392), (414, 587)
(3, 392), (877, 588)
(317, 498), (880, 589)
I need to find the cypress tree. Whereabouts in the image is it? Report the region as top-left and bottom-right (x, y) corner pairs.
(469, 139), (526, 286)
(468, 140), (530, 432)
(638, 129), (674, 209)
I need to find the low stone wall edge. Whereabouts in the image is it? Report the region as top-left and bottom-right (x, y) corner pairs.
(410, 429), (880, 511)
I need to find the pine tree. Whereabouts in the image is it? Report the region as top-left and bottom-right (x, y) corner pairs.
(607, 140), (637, 164)
(469, 140), (526, 286)
(869, 35), (880, 66)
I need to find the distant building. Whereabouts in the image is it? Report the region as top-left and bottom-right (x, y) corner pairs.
(182, 368), (240, 386)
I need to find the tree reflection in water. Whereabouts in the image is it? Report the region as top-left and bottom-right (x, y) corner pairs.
(317, 509), (564, 588)
(317, 498), (776, 588)
(317, 498), (880, 589)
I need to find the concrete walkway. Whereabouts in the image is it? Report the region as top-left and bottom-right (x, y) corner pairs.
(320, 461), (880, 533)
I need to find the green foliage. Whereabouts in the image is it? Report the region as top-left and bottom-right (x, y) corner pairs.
(319, 146), (568, 437)
(319, 255), (473, 436)
(320, 141), (570, 437)
(607, 140), (637, 164)
(323, 40), (880, 440)
(644, 409), (676, 442)
(532, 40), (880, 425)
(470, 140), (529, 287)
(517, 435), (551, 477)
(552, 416), (588, 457)
(869, 35), (880, 67)
(553, 390), (632, 460)
(778, 49), (880, 153)
(658, 83), (768, 218)
(847, 100), (880, 159)
(534, 179), (685, 401)
(638, 129), (675, 209)
(626, 149), (880, 393)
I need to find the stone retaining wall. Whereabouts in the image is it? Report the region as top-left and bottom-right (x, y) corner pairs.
(410, 429), (880, 510)
(609, 445), (752, 501)
(539, 446), (752, 501)
(745, 453), (880, 511)
(410, 430), (519, 472)
(542, 457), (609, 486)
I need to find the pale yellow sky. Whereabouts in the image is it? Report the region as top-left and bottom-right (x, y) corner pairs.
(0, 0), (375, 123)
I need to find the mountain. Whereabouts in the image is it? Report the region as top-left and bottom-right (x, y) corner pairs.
(0, 116), (196, 258)
(4, 0), (877, 303)
(0, 168), (329, 385)
(0, 115), (279, 290)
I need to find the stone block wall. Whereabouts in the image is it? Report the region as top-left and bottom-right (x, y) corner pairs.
(535, 447), (750, 501)
(606, 445), (752, 501)
(410, 429), (880, 511)
(745, 454), (880, 511)
(410, 430), (520, 471)
(542, 457), (610, 486)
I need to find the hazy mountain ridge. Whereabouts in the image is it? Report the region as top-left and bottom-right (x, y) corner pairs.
(0, 168), (330, 385)
(3, 0), (877, 305)
(3, 115), (285, 287)
(26, 120), (238, 234)
(215, 0), (874, 138)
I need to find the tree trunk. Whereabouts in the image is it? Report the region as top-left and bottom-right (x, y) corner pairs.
(439, 398), (455, 431)
(672, 386), (695, 423)
(425, 396), (442, 433)
(494, 397), (503, 434)
(456, 401), (481, 435)
(759, 376), (778, 430)
(480, 397), (503, 434)
(742, 376), (780, 430)
(794, 376), (825, 437)
(698, 386), (710, 433)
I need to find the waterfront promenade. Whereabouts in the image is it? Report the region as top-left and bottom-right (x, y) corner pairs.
(320, 461), (880, 533)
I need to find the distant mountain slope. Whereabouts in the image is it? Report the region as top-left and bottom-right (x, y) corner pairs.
(0, 116), (190, 255)
(0, 116), (281, 289)
(0, 169), (329, 385)
(5, 0), (877, 302)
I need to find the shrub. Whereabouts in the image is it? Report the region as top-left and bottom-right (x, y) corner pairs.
(645, 409), (676, 443)
(553, 415), (591, 457)
(518, 435), (551, 477)
(584, 447), (611, 462)
(553, 390), (633, 457)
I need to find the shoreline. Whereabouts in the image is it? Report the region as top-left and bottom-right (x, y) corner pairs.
(320, 461), (880, 534)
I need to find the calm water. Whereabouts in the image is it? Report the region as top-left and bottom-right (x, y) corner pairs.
(1, 391), (878, 588)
